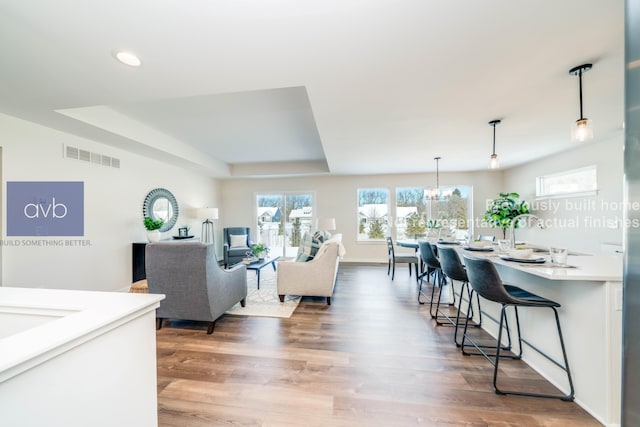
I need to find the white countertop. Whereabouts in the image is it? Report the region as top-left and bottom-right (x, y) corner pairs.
(451, 246), (623, 282)
(0, 287), (164, 382)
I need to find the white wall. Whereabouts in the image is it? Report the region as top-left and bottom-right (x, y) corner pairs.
(221, 171), (504, 262)
(503, 135), (624, 254)
(220, 135), (624, 259)
(2, 113), (621, 288)
(0, 114), (220, 291)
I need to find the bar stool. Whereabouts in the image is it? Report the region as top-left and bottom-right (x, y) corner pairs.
(461, 255), (575, 401)
(417, 241), (452, 325)
(437, 246), (483, 346)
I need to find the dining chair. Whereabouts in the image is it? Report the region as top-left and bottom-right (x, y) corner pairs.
(461, 255), (574, 401)
(386, 236), (419, 281)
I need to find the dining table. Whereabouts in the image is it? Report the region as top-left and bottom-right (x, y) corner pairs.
(397, 238), (463, 252)
(396, 238), (422, 251)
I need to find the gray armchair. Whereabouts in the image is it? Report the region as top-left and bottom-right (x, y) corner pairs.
(145, 242), (247, 334)
(223, 227), (254, 267)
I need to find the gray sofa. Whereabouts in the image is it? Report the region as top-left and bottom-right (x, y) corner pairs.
(146, 242), (247, 334)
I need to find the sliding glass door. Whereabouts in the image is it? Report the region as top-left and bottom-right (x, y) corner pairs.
(256, 192), (314, 257)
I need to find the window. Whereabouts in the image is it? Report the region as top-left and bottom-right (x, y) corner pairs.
(396, 187), (427, 239)
(256, 193), (313, 257)
(357, 188), (389, 241)
(427, 186), (472, 240)
(394, 185), (472, 239)
(358, 186), (472, 242)
(536, 165), (597, 198)
(394, 186), (472, 241)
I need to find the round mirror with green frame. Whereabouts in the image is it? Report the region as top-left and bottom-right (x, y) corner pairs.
(142, 188), (179, 233)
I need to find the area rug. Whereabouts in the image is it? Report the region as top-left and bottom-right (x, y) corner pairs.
(225, 268), (301, 318)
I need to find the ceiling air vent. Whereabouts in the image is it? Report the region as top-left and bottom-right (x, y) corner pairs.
(65, 145), (79, 160)
(63, 144), (121, 169)
(78, 149), (91, 162)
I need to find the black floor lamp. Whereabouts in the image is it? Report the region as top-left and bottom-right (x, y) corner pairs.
(199, 208), (218, 244)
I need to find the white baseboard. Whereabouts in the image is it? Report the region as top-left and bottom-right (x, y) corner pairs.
(340, 258), (386, 264)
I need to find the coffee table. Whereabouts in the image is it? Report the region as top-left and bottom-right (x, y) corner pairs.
(244, 256), (280, 289)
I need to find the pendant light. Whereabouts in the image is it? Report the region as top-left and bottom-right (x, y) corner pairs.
(434, 156), (441, 200)
(427, 156), (441, 200)
(488, 119), (501, 169)
(569, 63), (593, 142)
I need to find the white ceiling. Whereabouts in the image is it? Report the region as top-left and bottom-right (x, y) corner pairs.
(0, 0), (625, 177)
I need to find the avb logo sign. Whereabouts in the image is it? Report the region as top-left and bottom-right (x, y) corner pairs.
(7, 182), (84, 236)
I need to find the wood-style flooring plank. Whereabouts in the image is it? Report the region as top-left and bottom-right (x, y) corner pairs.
(156, 265), (601, 426)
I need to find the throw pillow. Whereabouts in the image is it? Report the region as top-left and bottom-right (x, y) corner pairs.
(295, 232), (314, 262)
(229, 234), (247, 248)
(313, 230), (330, 243)
(295, 231), (325, 262)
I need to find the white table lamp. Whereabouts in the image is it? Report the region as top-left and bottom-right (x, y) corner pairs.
(317, 218), (336, 232)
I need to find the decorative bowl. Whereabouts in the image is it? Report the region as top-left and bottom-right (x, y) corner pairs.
(469, 240), (488, 249)
(508, 248), (532, 259)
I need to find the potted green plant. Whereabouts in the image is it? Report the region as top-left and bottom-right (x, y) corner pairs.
(250, 243), (269, 260)
(144, 217), (164, 242)
(482, 192), (530, 239)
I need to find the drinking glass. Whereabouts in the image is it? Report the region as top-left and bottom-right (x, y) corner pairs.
(498, 239), (510, 253)
(549, 247), (568, 266)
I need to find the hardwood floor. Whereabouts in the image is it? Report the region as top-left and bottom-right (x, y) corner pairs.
(156, 264), (601, 426)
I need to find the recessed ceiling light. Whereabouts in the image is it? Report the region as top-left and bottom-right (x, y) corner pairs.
(113, 50), (142, 67)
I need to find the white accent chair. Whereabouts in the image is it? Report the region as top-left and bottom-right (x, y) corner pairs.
(277, 234), (343, 305)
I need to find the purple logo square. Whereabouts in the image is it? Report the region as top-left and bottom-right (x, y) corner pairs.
(7, 181), (84, 236)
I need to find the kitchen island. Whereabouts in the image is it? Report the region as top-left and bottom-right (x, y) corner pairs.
(0, 287), (164, 427)
(452, 247), (622, 427)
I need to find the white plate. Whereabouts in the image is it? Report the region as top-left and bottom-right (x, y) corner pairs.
(464, 246), (494, 252)
(499, 255), (546, 263)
